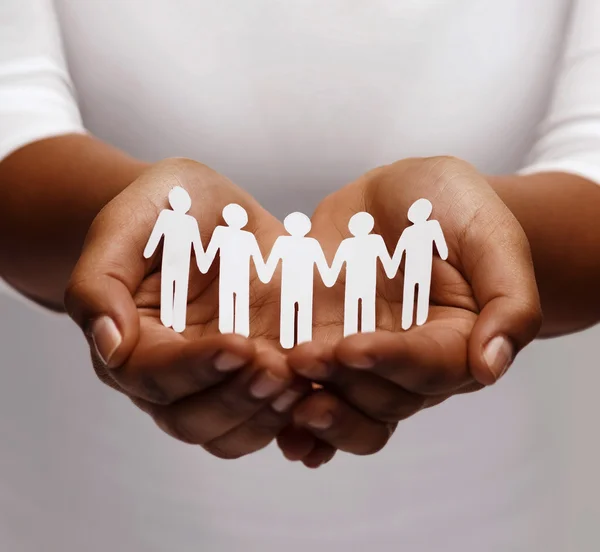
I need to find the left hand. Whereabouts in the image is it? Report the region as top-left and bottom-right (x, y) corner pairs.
(277, 156), (542, 468)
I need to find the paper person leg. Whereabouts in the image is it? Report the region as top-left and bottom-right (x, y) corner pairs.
(172, 269), (190, 333)
(279, 298), (296, 349)
(234, 287), (250, 337)
(160, 272), (175, 329)
(296, 285), (314, 345)
(296, 303), (313, 345)
(402, 280), (416, 330)
(219, 285), (235, 334)
(361, 292), (376, 333)
(343, 292), (359, 337)
(416, 277), (432, 326)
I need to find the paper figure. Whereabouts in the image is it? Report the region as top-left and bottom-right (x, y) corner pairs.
(392, 198), (448, 330)
(260, 212), (331, 349)
(143, 186), (203, 333)
(198, 203), (266, 337)
(328, 212), (396, 336)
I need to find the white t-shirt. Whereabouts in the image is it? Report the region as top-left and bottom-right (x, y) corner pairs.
(1, 1), (599, 551)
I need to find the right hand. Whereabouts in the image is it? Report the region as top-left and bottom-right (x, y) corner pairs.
(65, 158), (307, 459)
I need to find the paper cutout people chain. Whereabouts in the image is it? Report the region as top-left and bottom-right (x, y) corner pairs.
(144, 187), (448, 346)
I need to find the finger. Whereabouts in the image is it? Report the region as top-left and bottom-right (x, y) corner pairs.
(288, 340), (424, 422)
(134, 345), (296, 445)
(293, 390), (393, 456)
(110, 330), (255, 404)
(276, 426), (320, 462)
(334, 321), (473, 395)
(64, 179), (163, 369)
(201, 379), (309, 459)
(301, 440), (337, 469)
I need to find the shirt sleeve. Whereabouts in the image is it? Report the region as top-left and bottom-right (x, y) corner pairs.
(0, 0), (85, 164)
(520, 0), (600, 184)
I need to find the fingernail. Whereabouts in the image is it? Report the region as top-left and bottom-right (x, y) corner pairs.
(91, 316), (122, 368)
(483, 336), (514, 381)
(271, 390), (302, 413)
(214, 352), (247, 372)
(345, 356), (375, 369)
(249, 372), (286, 399)
(307, 412), (333, 430)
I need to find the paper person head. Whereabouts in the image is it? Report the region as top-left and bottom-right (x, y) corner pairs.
(284, 212), (311, 237)
(222, 203), (249, 229)
(168, 186), (192, 213)
(348, 212), (375, 236)
(407, 198), (433, 223)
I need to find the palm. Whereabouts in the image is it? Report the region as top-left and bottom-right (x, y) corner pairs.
(130, 159), (288, 344)
(309, 163), (481, 352)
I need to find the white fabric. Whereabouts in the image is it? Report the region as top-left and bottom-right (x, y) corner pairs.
(0, 1), (598, 551)
(0, 0), (84, 162)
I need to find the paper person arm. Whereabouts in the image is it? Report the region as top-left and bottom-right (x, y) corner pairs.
(250, 238), (269, 283)
(326, 240), (349, 287)
(260, 240), (283, 283)
(313, 240), (334, 287)
(375, 235), (397, 279)
(191, 221), (206, 268)
(391, 231), (408, 274)
(143, 211), (167, 259)
(198, 226), (222, 273)
(433, 221), (449, 260)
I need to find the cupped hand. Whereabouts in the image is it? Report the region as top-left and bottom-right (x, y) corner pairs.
(65, 158), (307, 459)
(279, 156), (542, 467)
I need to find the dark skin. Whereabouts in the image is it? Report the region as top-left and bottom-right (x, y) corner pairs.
(1, 134), (599, 467)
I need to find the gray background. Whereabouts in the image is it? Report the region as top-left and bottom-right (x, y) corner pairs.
(0, 291), (598, 550)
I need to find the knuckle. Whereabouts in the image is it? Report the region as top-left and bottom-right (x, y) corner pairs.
(359, 430), (391, 456)
(373, 393), (425, 423)
(63, 276), (94, 322)
(202, 442), (245, 460)
(248, 408), (286, 434)
(416, 369), (463, 394)
(514, 298), (544, 343)
(422, 155), (476, 181)
(135, 375), (175, 406)
(156, 411), (201, 445)
(214, 387), (260, 415)
(328, 418), (357, 444)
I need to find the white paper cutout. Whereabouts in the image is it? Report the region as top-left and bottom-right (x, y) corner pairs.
(259, 212), (331, 349)
(143, 186), (203, 333)
(197, 203), (265, 337)
(328, 212), (396, 337)
(392, 198), (448, 330)
(146, 190), (448, 341)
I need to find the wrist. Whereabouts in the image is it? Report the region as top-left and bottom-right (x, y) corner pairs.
(0, 134), (150, 308)
(489, 172), (600, 336)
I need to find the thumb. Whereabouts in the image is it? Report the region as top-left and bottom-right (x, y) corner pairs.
(64, 194), (154, 369)
(65, 269), (140, 370)
(466, 209), (542, 386)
